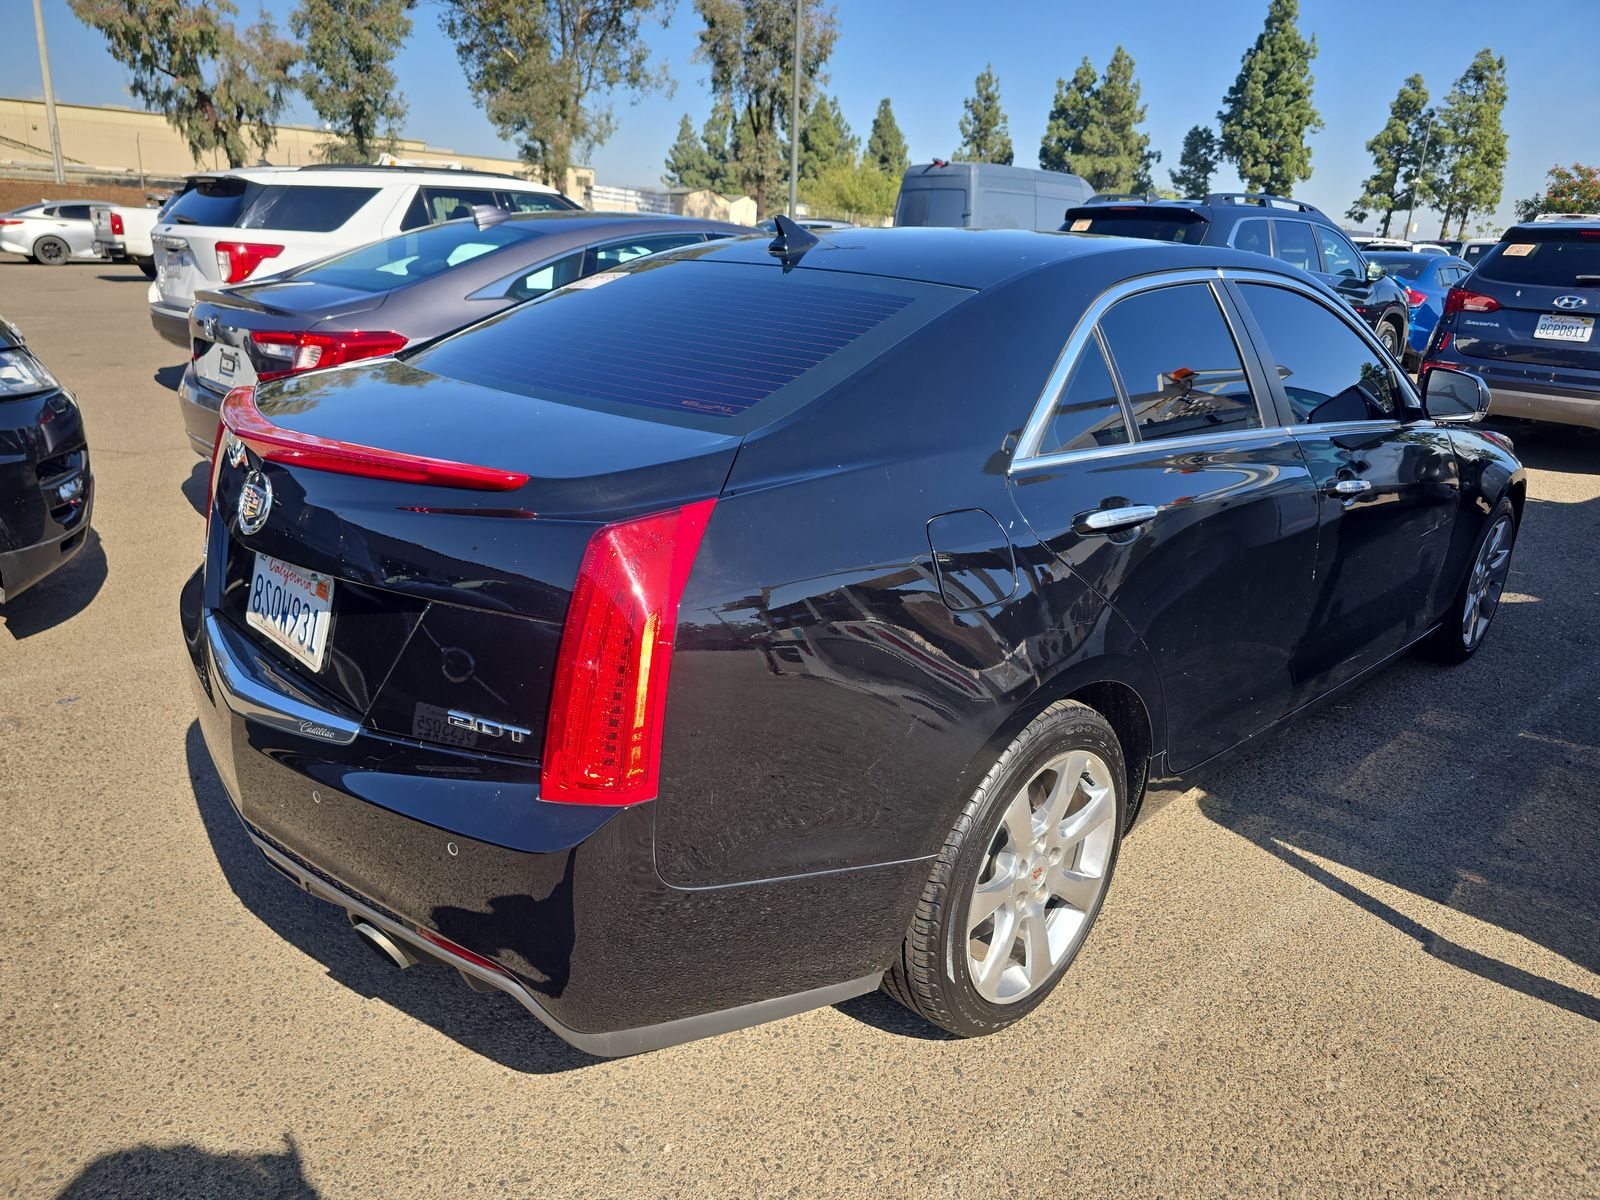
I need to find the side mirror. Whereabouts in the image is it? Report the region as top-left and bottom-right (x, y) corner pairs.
(1366, 260), (1384, 281)
(1423, 367), (1491, 423)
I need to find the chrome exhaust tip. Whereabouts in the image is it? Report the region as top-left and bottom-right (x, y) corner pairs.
(349, 917), (420, 970)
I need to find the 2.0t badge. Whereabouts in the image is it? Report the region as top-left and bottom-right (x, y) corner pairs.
(237, 470), (272, 534)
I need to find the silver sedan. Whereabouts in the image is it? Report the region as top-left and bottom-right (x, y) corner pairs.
(0, 200), (110, 265)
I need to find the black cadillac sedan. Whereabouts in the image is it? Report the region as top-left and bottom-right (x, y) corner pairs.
(176, 211), (750, 454)
(180, 225), (1524, 1055)
(1, 315), (92, 603)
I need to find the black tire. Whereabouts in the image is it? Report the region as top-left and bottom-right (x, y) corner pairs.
(136, 257), (157, 279)
(1377, 319), (1401, 358)
(884, 699), (1127, 1038)
(33, 236), (70, 266)
(1421, 496), (1517, 664)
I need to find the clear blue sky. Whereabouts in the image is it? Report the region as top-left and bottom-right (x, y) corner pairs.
(10, 0), (1597, 233)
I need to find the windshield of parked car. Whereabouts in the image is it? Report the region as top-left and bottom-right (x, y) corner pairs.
(410, 258), (971, 432)
(1476, 230), (1600, 287)
(1062, 208), (1209, 243)
(293, 220), (546, 292)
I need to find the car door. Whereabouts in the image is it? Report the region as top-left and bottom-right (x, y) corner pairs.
(1229, 277), (1459, 698)
(1008, 274), (1321, 770)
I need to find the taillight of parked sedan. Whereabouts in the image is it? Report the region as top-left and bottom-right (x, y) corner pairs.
(1442, 286), (1501, 315)
(214, 240), (284, 284)
(250, 329), (409, 380)
(1404, 287), (1427, 308)
(541, 499), (717, 807)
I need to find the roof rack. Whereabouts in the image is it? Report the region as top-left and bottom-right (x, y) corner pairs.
(293, 163), (539, 183)
(1203, 192), (1324, 215)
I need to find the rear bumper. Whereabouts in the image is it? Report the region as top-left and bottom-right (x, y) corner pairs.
(178, 364), (223, 455)
(180, 567), (910, 1054)
(150, 300), (191, 349)
(1487, 384), (1600, 429)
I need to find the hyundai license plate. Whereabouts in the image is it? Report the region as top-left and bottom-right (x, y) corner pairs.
(246, 553), (334, 672)
(1534, 313), (1593, 343)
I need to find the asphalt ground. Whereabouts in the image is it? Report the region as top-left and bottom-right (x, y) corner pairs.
(1, 260), (1596, 1199)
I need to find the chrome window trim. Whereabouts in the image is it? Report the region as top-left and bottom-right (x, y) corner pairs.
(1011, 267), (1421, 477)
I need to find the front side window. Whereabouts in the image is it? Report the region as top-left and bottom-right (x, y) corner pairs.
(1315, 226), (1363, 279)
(58, 205), (92, 221)
(1239, 283), (1398, 424)
(591, 234), (706, 271)
(1097, 283), (1260, 442)
(1037, 335), (1129, 455)
(1273, 220), (1320, 273)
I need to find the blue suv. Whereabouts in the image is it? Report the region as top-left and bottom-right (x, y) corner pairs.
(1421, 216), (1600, 429)
(1064, 193), (1413, 362)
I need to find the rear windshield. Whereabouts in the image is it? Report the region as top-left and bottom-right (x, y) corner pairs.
(1062, 209), (1209, 243)
(1477, 230), (1600, 287)
(240, 185), (380, 232)
(296, 221), (542, 291)
(165, 178), (260, 227)
(410, 258), (969, 430)
(895, 187), (966, 228)
(1368, 254), (1429, 282)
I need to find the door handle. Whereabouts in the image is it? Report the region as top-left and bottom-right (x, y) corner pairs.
(1074, 504), (1160, 534)
(1325, 478), (1373, 497)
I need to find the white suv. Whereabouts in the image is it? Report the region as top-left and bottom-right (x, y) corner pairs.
(147, 165), (576, 346)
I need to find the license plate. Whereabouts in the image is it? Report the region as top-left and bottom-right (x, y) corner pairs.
(245, 553), (335, 672)
(1534, 313), (1594, 342)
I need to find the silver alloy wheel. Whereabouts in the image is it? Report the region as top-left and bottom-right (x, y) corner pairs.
(1463, 513), (1513, 648)
(1379, 322), (1398, 354)
(965, 748), (1116, 1004)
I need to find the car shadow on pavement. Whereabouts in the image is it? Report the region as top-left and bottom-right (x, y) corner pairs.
(1193, 490), (1600, 1024)
(94, 271), (151, 284)
(1483, 420), (1600, 476)
(154, 364), (185, 392)
(55, 1134), (318, 1199)
(181, 459), (210, 517)
(182, 722), (605, 1074)
(0, 529), (107, 640)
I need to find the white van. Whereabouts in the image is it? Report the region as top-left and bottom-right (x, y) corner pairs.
(147, 165), (576, 346)
(893, 162), (1093, 232)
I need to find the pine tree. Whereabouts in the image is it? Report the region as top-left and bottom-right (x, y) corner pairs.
(866, 98), (908, 178)
(1078, 46), (1149, 192)
(1346, 74), (1430, 236)
(1218, 0), (1323, 194)
(955, 64), (1013, 165)
(1169, 125), (1220, 196)
(1039, 59), (1097, 176)
(1132, 148), (1162, 195)
(700, 98), (736, 192)
(799, 94), (857, 183)
(291, 0), (414, 163)
(664, 114), (719, 189)
(1432, 49), (1509, 239)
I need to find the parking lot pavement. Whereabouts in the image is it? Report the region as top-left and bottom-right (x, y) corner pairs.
(0, 260), (1595, 1199)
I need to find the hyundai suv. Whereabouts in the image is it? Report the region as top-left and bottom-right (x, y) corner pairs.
(147, 165), (578, 347)
(1064, 193), (1412, 362)
(1421, 217), (1600, 428)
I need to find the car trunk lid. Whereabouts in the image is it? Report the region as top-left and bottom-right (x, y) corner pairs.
(1453, 228), (1600, 372)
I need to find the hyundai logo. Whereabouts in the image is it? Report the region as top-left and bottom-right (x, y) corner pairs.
(237, 470), (272, 534)
(1553, 295), (1588, 310)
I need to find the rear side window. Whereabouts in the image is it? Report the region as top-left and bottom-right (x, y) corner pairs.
(412, 260), (967, 428)
(1233, 219), (1270, 254)
(1477, 232), (1600, 287)
(1098, 283), (1260, 441)
(895, 187), (966, 228)
(591, 233), (706, 271)
(164, 177), (259, 226)
(1038, 335), (1129, 455)
(503, 190), (575, 213)
(504, 250), (585, 301)
(1239, 283), (1398, 423)
(420, 187), (500, 225)
(1273, 221), (1319, 272)
(58, 205), (92, 221)
(1065, 209), (1209, 243)
(240, 185), (380, 232)
(297, 221), (544, 292)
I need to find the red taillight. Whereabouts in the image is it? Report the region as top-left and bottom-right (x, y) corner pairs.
(214, 240), (283, 283)
(414, 927), (510, 976)
(110, 212), (125, 236)
(251, 329), (408, 381)
(1404, 287), (1427, 308)
(0, 219), (22, 226)
(1443, 287), (1501, 315)
(541, 499), (717, 806)
(219, 384), (528, 491)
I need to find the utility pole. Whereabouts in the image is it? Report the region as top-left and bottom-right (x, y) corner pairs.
(32, 0), (66, 184)
(1404, 116), (1434, 243)
(788, 0), (801, 218)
